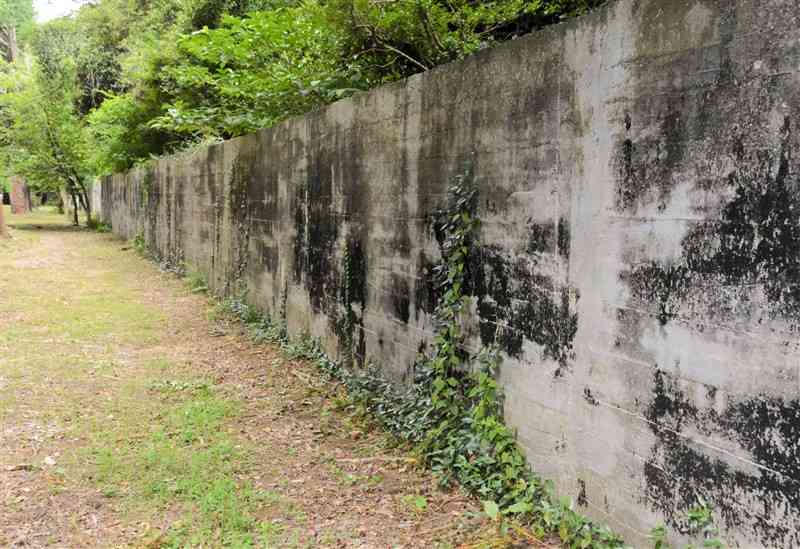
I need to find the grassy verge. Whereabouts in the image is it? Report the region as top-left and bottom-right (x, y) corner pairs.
(0, 209), (309, 546)
(85, 373), (291, 547)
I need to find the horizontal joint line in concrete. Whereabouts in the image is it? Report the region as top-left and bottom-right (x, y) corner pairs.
(595, 398), (797, 482)
(605, 301), (800, 351)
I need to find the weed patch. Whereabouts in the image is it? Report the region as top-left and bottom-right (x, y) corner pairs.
(184, 269), (209, 294)
(87, 382), (279, 546)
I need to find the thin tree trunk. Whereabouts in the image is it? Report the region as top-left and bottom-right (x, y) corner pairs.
(7, 26), (16, 62)
(70, 191), (79, 226)
(75, 180), (92, 225)
(83, 193), (93, 225)
(0, 25), (17, 63)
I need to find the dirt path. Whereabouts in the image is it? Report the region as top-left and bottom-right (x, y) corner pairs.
(0, 207), (486, 548)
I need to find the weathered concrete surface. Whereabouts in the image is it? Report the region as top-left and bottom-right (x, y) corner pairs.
(102, 0), (800, 545)
(9, 176), (31, 215)
(90, 181), (103, 221)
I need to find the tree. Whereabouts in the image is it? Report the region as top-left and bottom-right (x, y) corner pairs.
(151, 3), (360, 138)
(0, 55), (93, 225)
(0, 0), (34, 61)
(326, 0), (606, 80)
(0, 0), (34, 235)
(108, 0), (606, 147)
(0, 0), (607, 183)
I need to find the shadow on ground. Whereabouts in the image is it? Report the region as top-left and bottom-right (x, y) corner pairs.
(8, 223), (82, 232)
(3, 205), (84, 232)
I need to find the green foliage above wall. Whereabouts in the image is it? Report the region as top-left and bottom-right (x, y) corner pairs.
(0, 0), (605, 183)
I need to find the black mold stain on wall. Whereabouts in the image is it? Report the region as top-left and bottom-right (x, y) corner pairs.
(470, 216), (577, 372)
(527, 217), (571, 259)
(616, 4), (800, 537)
(390, 274), (411, 324)
(254, 239), (279, 273)
(143, 165), (159, 252)
(683, 121), (800, 318)
(557, 217), (571, 260)
(624, 117), (800, 324)
(292, 181), (306, 284)
(577, 479), (588, 507)
(294, 138), (339, 315)
(344, 236), (367, 308)
(245, 133), (281, 300)
(473, 248), (578, 367)
(527, 220), (557, 254)
(621, 112), (800, 544)
(470, 246), (577, 372)
(415, 212), (578, 373)
(644, 369), (800, 546)
(613, 100), (688, 212)
(414, 251), (441, 318)
(227, 150), (254, 293)
(335, 235), (367, 366)
(205, 144), (224, 289)
(621, 262), (689, 326)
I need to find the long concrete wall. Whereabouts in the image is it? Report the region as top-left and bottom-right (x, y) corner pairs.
(102, 0), (800, 545)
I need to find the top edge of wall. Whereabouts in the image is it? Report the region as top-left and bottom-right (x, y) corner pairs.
(104, 0), (630, 179)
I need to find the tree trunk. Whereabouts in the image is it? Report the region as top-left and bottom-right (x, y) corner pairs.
(81, 188), (92, 224)
(70, 191), (79, 226)
(74, 180), (92, 225)
(0, 25), (17, 63)
(7, 26), (16, 62)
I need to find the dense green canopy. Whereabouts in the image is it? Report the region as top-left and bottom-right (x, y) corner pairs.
(0, 0), (603, 221)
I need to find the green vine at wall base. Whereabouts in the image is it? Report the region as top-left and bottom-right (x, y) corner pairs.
(218, 166), (625, 548)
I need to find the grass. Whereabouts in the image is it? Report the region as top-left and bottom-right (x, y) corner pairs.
(2, 204), (66, 228)
(0, 207), (305, 547)
(86, 377), (282, 547)
(0, 209), (162, 424)
(0, 208), (496, 548)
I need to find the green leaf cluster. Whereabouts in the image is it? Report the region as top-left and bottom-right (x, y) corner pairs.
(0, 0), (34, 42)
(1, 0), (606, 183)
(151, 3), (362, 136)
(0, 39), (93, 223)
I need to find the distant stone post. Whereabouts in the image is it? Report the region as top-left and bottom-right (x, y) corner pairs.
(9, 176), (32, 214)
(0, 198), (7, 237)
